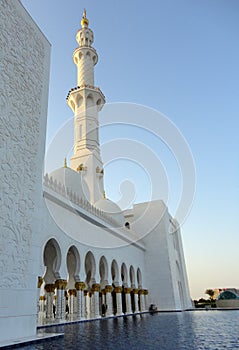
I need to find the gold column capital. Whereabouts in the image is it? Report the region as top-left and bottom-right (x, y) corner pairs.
(55, 279), (67, 290)
(124, 288), (131, 294)
(44, 283), (55, 293)
(114, 286), (122, 293)
(68, 289), (77, 296)
(91, 283), (100, 292)
(39, 295), (46, 301)
(144, 289), (149, 295)
(133, 288), (139, 294)
(105, 285), (113, 293)
(75, 281), (86, 290)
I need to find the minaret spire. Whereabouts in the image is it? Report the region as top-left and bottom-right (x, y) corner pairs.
(66, 10), (105, 204)
(81, 8), (89, 28)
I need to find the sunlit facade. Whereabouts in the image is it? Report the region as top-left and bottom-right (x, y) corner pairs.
(0, 1), (192, 346)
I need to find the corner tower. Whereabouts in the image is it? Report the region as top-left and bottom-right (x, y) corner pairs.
(67, 10), (105, 204)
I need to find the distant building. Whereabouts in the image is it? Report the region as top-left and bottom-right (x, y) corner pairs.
(216, 290), (239, 309)
(210, 288), (239, 300)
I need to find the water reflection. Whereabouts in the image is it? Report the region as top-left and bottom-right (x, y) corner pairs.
(21, 311), (239, 349)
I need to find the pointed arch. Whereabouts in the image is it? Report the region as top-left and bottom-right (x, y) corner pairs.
(121, 263), (128, 287)
(137, 267), (142, 289)
(85, 251), (96, 288)
(66, 245), (80, 289)
(43, 238), (61, 284)
(99, 256), (108, 288)
(111, 259), (119, 286)
(86, 94), (94, 108)
(129, 265), (135, 287)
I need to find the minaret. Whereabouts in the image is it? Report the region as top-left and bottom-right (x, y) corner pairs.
(67, 9), (105, 204)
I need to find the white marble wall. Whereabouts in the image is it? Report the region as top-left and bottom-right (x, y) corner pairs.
(132, 200), (192, 310)
(0, 0), (50, 343)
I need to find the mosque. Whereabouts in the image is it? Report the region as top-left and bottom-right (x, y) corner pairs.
(0, 1), (192, 346)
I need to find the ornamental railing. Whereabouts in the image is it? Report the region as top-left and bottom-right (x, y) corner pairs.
(43, 173), (120, 228)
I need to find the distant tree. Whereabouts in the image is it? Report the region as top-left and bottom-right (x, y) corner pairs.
(205, 289), (215, 301)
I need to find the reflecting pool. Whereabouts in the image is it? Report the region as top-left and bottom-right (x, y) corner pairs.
(20, 311), (239, 349)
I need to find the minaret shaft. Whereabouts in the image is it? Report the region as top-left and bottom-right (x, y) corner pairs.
(66, 10), (105, 204)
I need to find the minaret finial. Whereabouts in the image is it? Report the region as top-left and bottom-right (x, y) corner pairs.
(64, 157), (67, 168)
(81, 8), (89, 28)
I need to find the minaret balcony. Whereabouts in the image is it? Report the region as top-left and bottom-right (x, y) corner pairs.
(73, 46), (98, 66)
(66, 85), (105, 113)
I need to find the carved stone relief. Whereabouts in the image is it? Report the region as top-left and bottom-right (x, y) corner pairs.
(0, 0), (47, 288)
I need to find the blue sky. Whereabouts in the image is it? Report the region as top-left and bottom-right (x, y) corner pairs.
(22, 0), (239, 299)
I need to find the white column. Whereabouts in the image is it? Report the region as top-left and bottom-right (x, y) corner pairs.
(144, 290), (149, 311)
(37, 277), (43, 315)
(55, 280), (67, 319)
(139, 291), (144, 312)
(91, 284), (100, 318)
(68, 289), (76, 315)
(37, 276), (44, 323)
(94, 292), (100, 318)
(90, 292), (95, 318)
(81, 290), (86, 319)
(125, 289), (131, 314)
(104, 285), (113, 317)
(39, 296), (45, 313)
(132, 289), (139, 313)
(57, 289), (66, 320)
(76, 282), (86, 319)
(115, 287), (123, 316)
(38, 295), (46, 324)
(45, 284), (55, 320)
(85, 291), (90, 319)
(76, 289), (81, 318)
(73, 292), (78, 315)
